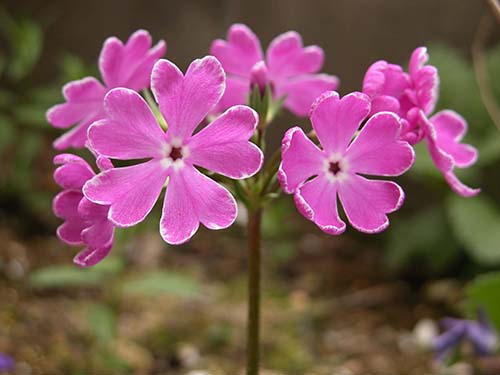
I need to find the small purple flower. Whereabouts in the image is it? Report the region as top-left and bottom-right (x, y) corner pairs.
(433, 310), (498, 362)
(0, 353), (14, 372)
(53, 154), (115, 267)
(362, 47), (479, 197)
(47, 30), (166, 150)
(83, 56), (264, 245)
(210, 24), (339, 117)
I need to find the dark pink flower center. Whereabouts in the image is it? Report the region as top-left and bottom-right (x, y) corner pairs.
(329, 161), (341, 175)
(169, 147), (183, 161)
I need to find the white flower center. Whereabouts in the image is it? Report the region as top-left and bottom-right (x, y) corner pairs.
(324, 153), (349, 182)
(161, 139), (190, 170)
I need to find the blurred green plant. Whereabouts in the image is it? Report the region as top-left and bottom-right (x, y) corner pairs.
(29, 256), (125, 289)
(464, 272), (500, 332)
(120, 271), (202, 298)
(0, 7), (95, 228)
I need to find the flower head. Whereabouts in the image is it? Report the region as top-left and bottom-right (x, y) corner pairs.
(83, 56), (263, 245)
(47, 30), (166, 150)
(53, 154), (115, 267)
(210, 24), (339, 117)
(433, 310), (498, 362)
(362, 47), (479, 197)
(279, 91), (415, 234)
(0, 353), (14, 372)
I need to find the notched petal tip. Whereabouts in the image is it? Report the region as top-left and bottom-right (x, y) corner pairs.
(309, 90), (339, 117)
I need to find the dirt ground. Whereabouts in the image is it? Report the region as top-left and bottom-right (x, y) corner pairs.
(0, 213), (455, 375)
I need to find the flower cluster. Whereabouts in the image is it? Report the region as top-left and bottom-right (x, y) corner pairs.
(362, 47), (479, 196)
(47, 26), (480, 266)
(53, 154), (115, 266)
(210, 24), (339, 117)
(47, 30), (166, 150)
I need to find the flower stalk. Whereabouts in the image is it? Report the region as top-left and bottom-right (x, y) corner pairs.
(246, 204), (263, 375)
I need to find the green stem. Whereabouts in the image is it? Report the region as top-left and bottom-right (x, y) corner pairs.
(246, 205), (262, 375)
(260, 148), (282, 196)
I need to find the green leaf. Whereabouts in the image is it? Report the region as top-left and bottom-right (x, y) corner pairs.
(13, 104), (49, 126)
(4, 18), (43, 81)
(477, 130), (500, 166)
(60, 53), (88, 81)
(120, 271), (201, 298)
(385, 206), (459, 273)
(464, 272), (500, 332)
(429, 44), (493, 138)
(30, 265), (104, 288)
(0, 114), (14, 152)
(88, 304), (116, 344)
(447, 195), (500, 265)
(29, 257), (124, 289)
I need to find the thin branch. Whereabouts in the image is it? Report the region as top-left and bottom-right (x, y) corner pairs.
(471, 12), (500, 132)
(485, 0), (500, 23)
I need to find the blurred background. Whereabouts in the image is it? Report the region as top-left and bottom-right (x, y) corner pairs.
(0, 0), (499, 374)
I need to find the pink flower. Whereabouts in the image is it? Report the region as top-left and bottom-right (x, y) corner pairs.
(210, 24), (339, 117)
(279, 91), (415, 234)
(83, 56), (263, 245)
(47, 30), (166, 150)
(53, 154), (115, 267)
(362, 47), (479, 197)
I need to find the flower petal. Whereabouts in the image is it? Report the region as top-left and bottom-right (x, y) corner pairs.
(420, 112), (480, 197)
(57, 220), (86, 245)
(266, 31), (324, 78)
(294, 175), (346, 235)
(443, 171), (481, 197)
(99, 30), (166, 90)
(151, 57), (225, 140)
(160, 166), (237, 244)
(409, 47), (439, 115)
(88, 88), (167, 159)
(188, 105), (262, 178)
(346, 112), (415, 176)
(362, 61), (410, 100)
(53, 190), (86, 245)
(53, 115), (101, 150)
(53, 154), (94, 190)
(83, 160), (169, 227)
(74, 243), (113, 268)
(212, 76), (249, 114)
(78, 197), (109, 222)
(46, 77), (106, 128)
(369, 95), (401, 115)
(81, 220), (114, 249)
(278, 126), (325, 194)
(338, 175), (404, 233)
(120, 30), (166, 91)
(210, 24), (263, 77)
(99, 36), (124, 88)
(430, 110), (478, 168)
(310, 91), (370, 154)
(275, 73), (339, 117)
(53, 190), (83, 220)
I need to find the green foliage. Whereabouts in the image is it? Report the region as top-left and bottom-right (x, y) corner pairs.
(88, 304), (117, 344)
(0, 8), (43, 81)
(464, 272), (500, 332)
(30, 257), (124, 289)
(30, 265), (105, 288)
(385, 206), (459, 273)
(447, 195), (500, 265)
(120, 271), (202, 298)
